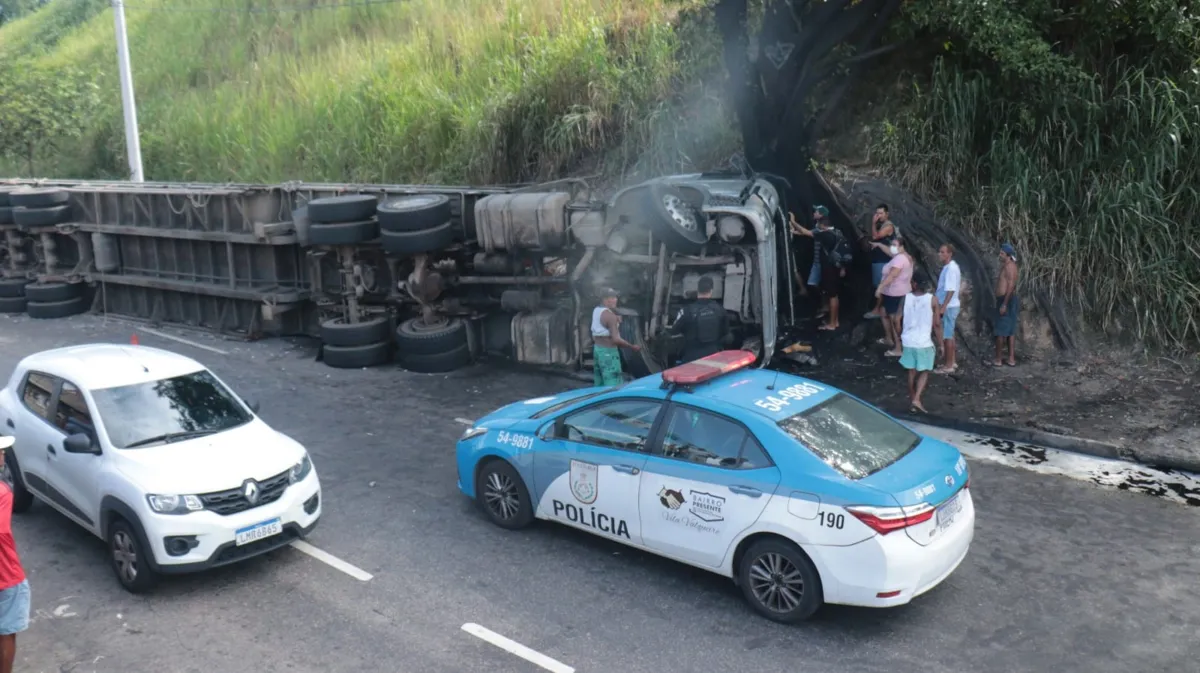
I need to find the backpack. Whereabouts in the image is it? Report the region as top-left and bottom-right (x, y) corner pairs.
(822, 228), (854, 268)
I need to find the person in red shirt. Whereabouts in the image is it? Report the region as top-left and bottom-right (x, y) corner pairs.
(0, 436), (28, 673)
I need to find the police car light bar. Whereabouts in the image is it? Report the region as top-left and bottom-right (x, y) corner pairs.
(660, 350), (758, 386)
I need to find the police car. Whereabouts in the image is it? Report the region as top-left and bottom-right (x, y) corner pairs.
(456, 351), (974, 623)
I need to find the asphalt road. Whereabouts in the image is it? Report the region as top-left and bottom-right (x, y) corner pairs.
(4, 315), (1198, 673)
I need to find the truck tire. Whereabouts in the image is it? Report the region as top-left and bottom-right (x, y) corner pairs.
(0, 296), (26, 314)
(377, 195), (451, 233)
(27, 296), (88, 319)
(618, 311), (661, 378)
(320, 315), (391, 348)
(13, 205), (71, 227)
(0, 278), (29, 298)
(0, 189), (13, 207)
(395, 317), (467, 356)
(307, 219), (379, 246)
(381, 222), (454, 256)
(0, 207), (12, 224)
(321, 341), (391, 369)
(397, 344), (472, 373)
(643, 183), (707, 253)
(24, 281), (82, 303)
(10, 188), (69, 209)
(307, 195), (377, 224)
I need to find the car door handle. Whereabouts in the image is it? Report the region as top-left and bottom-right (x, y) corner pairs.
(729, 485), (762, 497)
(613, 464), (641, 475)
(46, 444), (56, 456)
(4, 419), (11, 428)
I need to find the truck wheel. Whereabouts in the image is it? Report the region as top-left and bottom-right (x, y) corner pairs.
(307, 219), (379, 246)
(320, 315), (391, 348)
(109, 517), (159, 593)
(642, 183), (707, 253)
(13, 205), (72, 227)
(27, 296), (88, 319)
(617, 311), (660, 378)
(394, 317), (466, 356)
(397, 344), (471, 373)
(377, 195), (451, 233)
(10, 188), (69, 209)
(24, 281), (82, 303)
(321, 341), (391, 369)
(0, 189), (13, 207)
(381, 222), (454, 256)
(0, 296), (27, 314)
(0, 278), (29, 298)
(307, 195), (378, 223)
(0, 207), (12, 224)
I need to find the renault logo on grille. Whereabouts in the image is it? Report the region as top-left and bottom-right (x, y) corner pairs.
(944, 475), (954, 487)
(243, 480), (260, 504)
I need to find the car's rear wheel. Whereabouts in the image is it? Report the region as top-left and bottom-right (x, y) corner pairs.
(109, 518), (159, 593)
(475, 459), (534, 530)
(737, 537), (823, 623)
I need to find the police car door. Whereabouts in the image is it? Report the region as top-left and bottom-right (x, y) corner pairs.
(533, 398), (662, 546)
(638, 403), (780, 568)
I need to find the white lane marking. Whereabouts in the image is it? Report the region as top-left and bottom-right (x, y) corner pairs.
(454, 417), (474, 426)
(137, 326), (230, 355)
(290, 540), (374, 581)
(909, 421), (1200, 507)
(461, 623), (575, 673)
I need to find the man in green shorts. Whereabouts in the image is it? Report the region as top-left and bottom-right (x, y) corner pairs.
(591, 288), (641, 386)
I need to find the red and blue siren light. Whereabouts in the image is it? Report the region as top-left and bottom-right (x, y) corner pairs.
(660, 350), (758, 386)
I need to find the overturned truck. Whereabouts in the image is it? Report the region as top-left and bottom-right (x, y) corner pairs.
(0, 174), (807, 375)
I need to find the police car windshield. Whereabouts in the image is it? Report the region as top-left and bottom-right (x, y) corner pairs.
(91, 370), (253, 449)
(777, 393), (920, 479)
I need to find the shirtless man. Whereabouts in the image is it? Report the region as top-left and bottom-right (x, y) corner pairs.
(592, 288), (641, 386)
(993, 243), (1020, 366)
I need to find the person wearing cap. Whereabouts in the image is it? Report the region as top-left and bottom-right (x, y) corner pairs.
(790, 205), (847, 330)
(992, 242), (1020, 366)
(591, 288), (641, 386)
(0, 436), (29, 673)
(789, 206), (826, 313)
(897, 271), (943, 413)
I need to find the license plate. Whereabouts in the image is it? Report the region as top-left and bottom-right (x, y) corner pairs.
(936, 492), (962, 530)
(235, 518), (282, 546)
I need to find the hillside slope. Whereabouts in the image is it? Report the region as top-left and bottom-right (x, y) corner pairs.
(0, 0), (738, 183)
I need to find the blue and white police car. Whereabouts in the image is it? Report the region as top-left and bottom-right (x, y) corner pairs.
(455, 351), (974, 623)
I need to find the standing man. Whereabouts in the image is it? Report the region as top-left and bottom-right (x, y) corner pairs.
(0, 436), (29, 673)
(672, 276), (730, 362)
(591, 288), (641, 386)
(790, 206), (849, 331)
(897, 272), (942, 413)
(935, 243), (962, 373)
(993, 242), (1020, 367)
(864, 204), (898, 318)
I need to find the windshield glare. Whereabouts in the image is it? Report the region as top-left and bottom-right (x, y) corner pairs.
(91, 370), (253, 449)
(777, 393), (919, 479)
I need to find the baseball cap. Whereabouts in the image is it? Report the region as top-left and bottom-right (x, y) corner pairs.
(0, 436), (13, 450)
(1000, 242), (1017, 261)
(599, 287), (620, 298)
(812, 205), (829, 217)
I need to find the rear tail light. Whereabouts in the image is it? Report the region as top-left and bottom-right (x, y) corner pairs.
(846, 503), (935, 535)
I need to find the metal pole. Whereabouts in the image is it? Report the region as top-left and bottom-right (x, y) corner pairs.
(111, 0), (144, 182)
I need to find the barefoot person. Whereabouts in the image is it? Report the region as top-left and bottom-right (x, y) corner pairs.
(790, 206), (848, 331)
(0, 436), (29, 673)
(592, 288), (641, 386)
(864, 204), (898, 319)
(897, 272), (942, 413)
(935, 243), (961, 373)
(993, 242), (1020, 366)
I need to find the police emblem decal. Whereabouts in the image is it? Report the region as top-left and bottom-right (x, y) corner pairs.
(569, 460), (598, 504)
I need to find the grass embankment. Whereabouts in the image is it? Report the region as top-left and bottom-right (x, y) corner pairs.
(0, 0), (738, 184)
(873, 60), (1200, 351)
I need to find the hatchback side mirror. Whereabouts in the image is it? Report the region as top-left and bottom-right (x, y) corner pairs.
(63, 433), (98, 455)
(249, 400), (260, 413)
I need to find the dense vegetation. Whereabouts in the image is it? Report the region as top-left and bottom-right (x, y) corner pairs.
(1, 0), (1198, 350)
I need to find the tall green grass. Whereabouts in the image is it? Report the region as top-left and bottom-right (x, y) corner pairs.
(0, 0), (738, 183)
(875, 58), (1200, 350)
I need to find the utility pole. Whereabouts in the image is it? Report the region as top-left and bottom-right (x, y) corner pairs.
(111, 0), (145, 182)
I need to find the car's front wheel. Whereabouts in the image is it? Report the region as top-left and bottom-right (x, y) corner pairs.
(737, 537), (823, 623)
(475, 459), (534, 530)
(108, 518), (159, 593)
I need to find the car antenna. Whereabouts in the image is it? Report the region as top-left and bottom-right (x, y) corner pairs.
(766, 363), (781, 391)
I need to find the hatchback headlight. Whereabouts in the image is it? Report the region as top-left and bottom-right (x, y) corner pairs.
(460, 426), (487, 441)
(289, 453), (313, 483)
(147, 494), (204, 514)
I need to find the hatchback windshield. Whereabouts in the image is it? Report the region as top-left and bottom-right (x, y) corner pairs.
(91, 370), (253, 449)
(777, 393), (919, 479)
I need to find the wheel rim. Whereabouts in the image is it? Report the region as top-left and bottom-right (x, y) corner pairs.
(482, 471), (521, 520)
(410, 316), (450, 332)
(113, 531), (138, 584)
(662, 194), (698, 232)
(748, 552), (805, 613)
(393, 195), (441, 208)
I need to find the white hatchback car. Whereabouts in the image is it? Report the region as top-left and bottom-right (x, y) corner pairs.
(0, 343), (321, 592)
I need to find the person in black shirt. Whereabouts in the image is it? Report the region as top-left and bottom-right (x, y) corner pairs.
(791, 205), (848, 331)
(865, 203), (898, 318)
(671, 276), (730, 362)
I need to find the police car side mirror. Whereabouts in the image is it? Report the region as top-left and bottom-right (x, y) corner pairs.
(538, 422), (557, 441)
